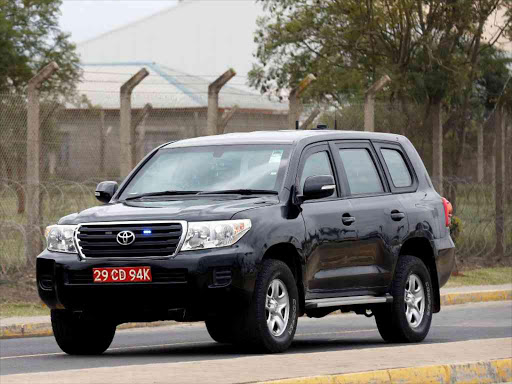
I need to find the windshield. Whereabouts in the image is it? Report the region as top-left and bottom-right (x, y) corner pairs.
(119, 145), (292, 199)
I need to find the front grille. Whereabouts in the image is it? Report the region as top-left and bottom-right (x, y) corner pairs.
(76, 222), (184, 258)
(152, 269), (188, 283)
(67, 268), (188, 284)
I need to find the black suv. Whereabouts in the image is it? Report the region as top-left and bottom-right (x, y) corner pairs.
(37, 130), (455, 354)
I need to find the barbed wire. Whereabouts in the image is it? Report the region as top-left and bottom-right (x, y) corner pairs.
(82, 70), (250, 78)
(0, 93), (510, 276)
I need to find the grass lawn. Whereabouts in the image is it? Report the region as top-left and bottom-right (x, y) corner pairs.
(0, 302), (50, 319)
(444, 267), (512, 287)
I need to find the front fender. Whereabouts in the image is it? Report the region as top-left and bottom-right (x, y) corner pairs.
(231, 204), (306, 265)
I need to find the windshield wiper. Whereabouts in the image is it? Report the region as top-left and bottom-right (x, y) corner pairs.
(198, 189), (278, 195)
(124, 190), (200, 201)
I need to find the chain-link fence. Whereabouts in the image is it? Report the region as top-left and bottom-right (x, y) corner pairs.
(0, 92), (511, 276)
(304, 101), (512, 269)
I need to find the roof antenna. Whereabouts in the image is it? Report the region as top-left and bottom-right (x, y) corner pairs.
(295, 120), (299, 130)
(334, 118), (337, 130)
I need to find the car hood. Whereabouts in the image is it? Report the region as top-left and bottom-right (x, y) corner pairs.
(58, 195), (279, 225)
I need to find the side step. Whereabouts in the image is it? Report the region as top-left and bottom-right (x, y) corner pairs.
(305, 294), (393, 309)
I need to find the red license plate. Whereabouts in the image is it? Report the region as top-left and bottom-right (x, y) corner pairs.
(93, 267), (152, 283)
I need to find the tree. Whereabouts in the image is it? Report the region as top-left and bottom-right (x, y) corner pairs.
(250, 1), (510, 101)
(0, 0), (80, 96)
(249, 0), (511, 190)
(0, 0), (80, 213)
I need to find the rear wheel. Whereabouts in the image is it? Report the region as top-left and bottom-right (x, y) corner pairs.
(238, 259), (299, 353)
(375, 255), (433, 343)
(51, 310), (116, 355)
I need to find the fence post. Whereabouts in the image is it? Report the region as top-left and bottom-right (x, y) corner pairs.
(207, 69), (236, 136)
(26, 62), (59, 261)
(477, 124), (484, 183)
(507, 123), (512, 205)
(494, 106), (506, 261)
(99, 110), (106, 178)
(120, 68), (149, 179)
(364, 75), (391, 132)
(431, 101), (443, 194)
(132, 103), (152, 166)
(288, 74), (316, 130)
(218, 105), (239, 134)
(299, 107), (321, 130)
(193, 111), (200, 138)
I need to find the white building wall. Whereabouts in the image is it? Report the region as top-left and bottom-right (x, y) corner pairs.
(77, 1), (264, 80)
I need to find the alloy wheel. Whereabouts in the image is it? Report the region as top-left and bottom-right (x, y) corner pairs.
(404, 273), (425, 328)
(265, 278), (290, 337)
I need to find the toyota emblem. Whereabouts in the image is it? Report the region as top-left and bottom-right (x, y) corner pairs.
(117, 230), (135, 245)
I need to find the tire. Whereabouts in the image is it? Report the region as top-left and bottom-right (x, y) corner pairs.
(374, 255), (434, 343)
(205, 317), (237, 344)
(51, 310), (116, 355)
(239, 259), (299, 353)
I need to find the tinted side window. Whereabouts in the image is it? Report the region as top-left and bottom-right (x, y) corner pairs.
(381, 149), (412, 187)
(300, 151), (334, 193)
(339, 149), (383, 195)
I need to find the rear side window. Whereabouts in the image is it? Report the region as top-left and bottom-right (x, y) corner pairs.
(339, 149), (383, 195)
(381, 149), (412, 187)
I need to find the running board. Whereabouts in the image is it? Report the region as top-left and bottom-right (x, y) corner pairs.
(305, 294), (393, 309)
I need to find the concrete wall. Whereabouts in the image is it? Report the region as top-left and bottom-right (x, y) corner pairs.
(56, 108), (288, 180)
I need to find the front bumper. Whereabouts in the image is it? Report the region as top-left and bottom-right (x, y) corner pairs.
(36, 244), (258, 321)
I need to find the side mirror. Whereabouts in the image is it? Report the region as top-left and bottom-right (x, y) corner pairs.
(302, 175), (336, 201)
(95, 181), (118, 204)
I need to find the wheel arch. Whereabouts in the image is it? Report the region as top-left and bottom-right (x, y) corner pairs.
(262, 242), (306, 316)
(397, 237), (441, 313)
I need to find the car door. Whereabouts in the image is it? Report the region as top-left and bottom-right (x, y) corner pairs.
(331, 141), (410, 291)
(298, 143), (359, 298)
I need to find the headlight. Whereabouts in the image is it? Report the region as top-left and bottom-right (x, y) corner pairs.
(181, 219), (251, 251)
(44, 225), (78, 253)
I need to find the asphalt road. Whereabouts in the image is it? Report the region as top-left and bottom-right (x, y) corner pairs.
(1, 301), (511, 376)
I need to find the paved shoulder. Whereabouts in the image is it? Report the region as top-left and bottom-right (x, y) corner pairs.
(2, 338), (511, 384)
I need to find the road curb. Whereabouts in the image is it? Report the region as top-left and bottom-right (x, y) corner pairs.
(0, 320), (179, 339)
(1, 289), (510, 339)
(441, 289), (512, 306)
(259, 358), (512, 384)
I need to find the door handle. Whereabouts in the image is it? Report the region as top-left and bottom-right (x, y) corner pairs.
(390, 210), (406, 221)
(342, 213), (356, 225)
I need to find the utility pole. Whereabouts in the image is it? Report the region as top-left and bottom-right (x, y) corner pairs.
(120, 68), (149, 179)
(207, 69), (236, 136)
(364, 75), (391, 132)
(26, 62), (59, 261)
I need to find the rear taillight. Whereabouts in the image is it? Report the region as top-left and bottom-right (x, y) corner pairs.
(442, 197), (453, 227)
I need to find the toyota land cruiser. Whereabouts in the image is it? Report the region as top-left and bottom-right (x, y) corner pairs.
(37, 130), (455, 354)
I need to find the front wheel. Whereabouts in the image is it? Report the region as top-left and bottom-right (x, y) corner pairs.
(241, 259), (299, 353)
(51, 310), (116, 355)
(374, 255), (433, 343)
